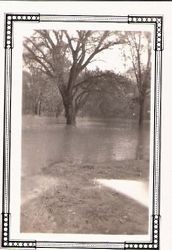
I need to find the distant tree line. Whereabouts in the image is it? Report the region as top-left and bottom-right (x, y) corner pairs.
(23, 30), (151, 126)
(22, 68), (150, 120)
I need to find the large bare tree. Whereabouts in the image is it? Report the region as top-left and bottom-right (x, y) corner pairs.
(123, 32), (151, 127)
(23, 30), (125, 125)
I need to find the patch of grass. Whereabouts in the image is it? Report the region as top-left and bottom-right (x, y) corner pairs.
(42, 159), (149, 181)
(21, 160), (149, 234)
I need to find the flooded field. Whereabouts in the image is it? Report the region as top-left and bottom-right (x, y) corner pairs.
(21, 115), (150, 234)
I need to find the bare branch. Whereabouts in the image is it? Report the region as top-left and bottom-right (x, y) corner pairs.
(42, 30), (56, 49)
(64, 31), (76, 61)
(80, 37), (123, 70)
(23, 42), (54, 78)
(24, 37), (55, 72)
(73, 73), (108, 90)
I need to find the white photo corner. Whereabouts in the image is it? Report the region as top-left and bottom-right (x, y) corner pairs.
(1, 11), (162, 250)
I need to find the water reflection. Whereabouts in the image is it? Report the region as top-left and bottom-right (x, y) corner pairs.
(135, 126), (150, 160)
(22, 117), (150, 176)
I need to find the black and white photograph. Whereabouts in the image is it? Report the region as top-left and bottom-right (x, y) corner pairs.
(0, 2), (166, 248)
(21, 28), (152, 235)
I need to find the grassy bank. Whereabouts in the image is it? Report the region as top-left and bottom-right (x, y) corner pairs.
(21, 159), (149, 234)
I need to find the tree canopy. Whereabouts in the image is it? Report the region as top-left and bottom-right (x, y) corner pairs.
(23, 30), (125, 124)
(23, 30), (151, 125)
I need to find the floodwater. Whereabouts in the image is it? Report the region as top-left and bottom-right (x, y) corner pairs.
(22, 116), (150, 177)
(95, 179), (149, 207)
(21, 115), (150, 234)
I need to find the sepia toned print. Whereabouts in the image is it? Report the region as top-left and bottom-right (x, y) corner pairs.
(20, 29), (151, 235)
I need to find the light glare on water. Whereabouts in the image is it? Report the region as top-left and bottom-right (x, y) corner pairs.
(95, 179), (149, 207)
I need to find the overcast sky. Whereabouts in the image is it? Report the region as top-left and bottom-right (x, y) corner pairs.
(86, 44), (127, 73)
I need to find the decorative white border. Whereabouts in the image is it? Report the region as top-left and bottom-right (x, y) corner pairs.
(1, 14), (163, 249)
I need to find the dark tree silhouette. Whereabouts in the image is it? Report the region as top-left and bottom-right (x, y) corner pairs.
(80, 70), (135, 118)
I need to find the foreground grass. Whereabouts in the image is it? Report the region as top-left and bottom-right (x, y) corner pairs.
(21, 160), (149, 234)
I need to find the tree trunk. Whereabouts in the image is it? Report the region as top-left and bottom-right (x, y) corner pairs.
(136, 127), (144, 160)
(139, 98), (145, 127)
(59, 81), (77, 125)
(34, 99), (41, 116)
(64, 102), (76, 125)
(37, 100), (41, 116)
